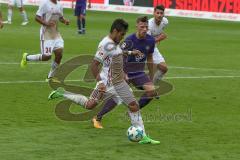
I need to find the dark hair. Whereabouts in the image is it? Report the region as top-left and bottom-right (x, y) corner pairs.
(110, 19), (129, 33)
(136, 16), (148, 23)
(154, 5), (165, 12)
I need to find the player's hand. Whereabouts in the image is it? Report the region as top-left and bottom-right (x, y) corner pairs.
(155, 33), (167, 43)
(132, 49), (144, 60)
(64, 19), (70, 25)
(97, 82), (106, 93)
(124, 73), (129, 83)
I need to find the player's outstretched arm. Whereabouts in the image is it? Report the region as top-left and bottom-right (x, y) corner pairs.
(91, 59), (106, 92)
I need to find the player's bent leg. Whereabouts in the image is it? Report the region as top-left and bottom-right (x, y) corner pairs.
(139, 83), (157, 109)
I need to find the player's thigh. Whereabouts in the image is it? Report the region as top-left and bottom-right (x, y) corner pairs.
(40, 40), (54, 56)
(114, 81), (137, 106)
(81, 6), (86, 16)
(130, 73), (152, 90)
(16, 0), (23, 8)
(153, 47), (165, 64)
(75, 6), (81, 16)
(53, 39), (64, 53)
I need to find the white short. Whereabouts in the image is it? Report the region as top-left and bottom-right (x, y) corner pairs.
(153, 47), (165, 64)
(40, 39), (64, 56)
(9, 0), (24, 8)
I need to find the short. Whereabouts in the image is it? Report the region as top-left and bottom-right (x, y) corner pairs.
(153, 47), (165, 64)
(40, 39), (64, 56)
(109, 81), (137, 106)
(90, 81), (136, 106)
(128, 72), (152, 90)
(75, 5), (86, 16)
(9, 0), (24, 8)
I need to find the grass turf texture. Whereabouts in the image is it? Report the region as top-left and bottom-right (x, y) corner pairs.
(0, 5), (240, 160)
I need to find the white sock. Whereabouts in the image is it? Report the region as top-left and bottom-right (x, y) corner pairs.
(26, 54), (42, 61)
(128, 110), (146, 136)
(21, 11), (28, 22)
(63, 91), (88, 107)
(153, 70), (164, 84)
(48, 61), (59, 78)
(7, 9), (12, 22)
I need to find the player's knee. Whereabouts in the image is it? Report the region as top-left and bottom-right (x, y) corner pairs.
(159, 65), (168, 74)
(128, 101), (139, 112)
(145, 90), (155, 98)
(80, 15), (85, 19)
(85, 100), (97, 110)
(42, 55), (51, 61)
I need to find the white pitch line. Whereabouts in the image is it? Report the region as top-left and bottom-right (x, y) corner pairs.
(1, 62), (239, 72)
(0, 75), (240, 84)
(0, 62), (51, 65)
(165, 75), (240, 79)
(168, 66), (239, 72)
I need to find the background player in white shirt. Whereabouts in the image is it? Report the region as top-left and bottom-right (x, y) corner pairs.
(3, 0), (28, 25)
(20, 0), (70, 80)
(148, 5), (168, 84)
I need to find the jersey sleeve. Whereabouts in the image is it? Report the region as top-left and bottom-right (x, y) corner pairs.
(94, 44), (106, 63)
(36, 2), (46, 17)
(147, 19), (154, 35)
(162, 17), (169, 29)
(60, 5), (64, 17)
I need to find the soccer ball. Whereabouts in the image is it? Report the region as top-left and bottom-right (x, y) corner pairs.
(127, 126), (144, 142)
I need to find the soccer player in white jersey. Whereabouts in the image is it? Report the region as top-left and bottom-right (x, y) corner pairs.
(3, 0), (28, 25)
(48, 19), (160, 144)
(20, 0), (70, 80)
(148, 5), (168, 84)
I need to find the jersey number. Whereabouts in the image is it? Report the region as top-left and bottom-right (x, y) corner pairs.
(45, 47), (52, 54)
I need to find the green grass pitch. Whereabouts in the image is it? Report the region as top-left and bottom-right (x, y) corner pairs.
(0, 5), (240, 160)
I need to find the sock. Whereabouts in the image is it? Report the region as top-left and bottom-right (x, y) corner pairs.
(139, 93), (153, 109)
(82, 18), (85, 31)
(153, 70), (164, 84)
(21, 11), (28, 22)
(26, 54), (42, 61)
(63, 91), (88, 107)
(96, 98), (117, 121)
(128, 110), (146, 136)
(77, 19), (82, 31)
(7, 9), (12, 22)
(48, 61), (59, 78)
